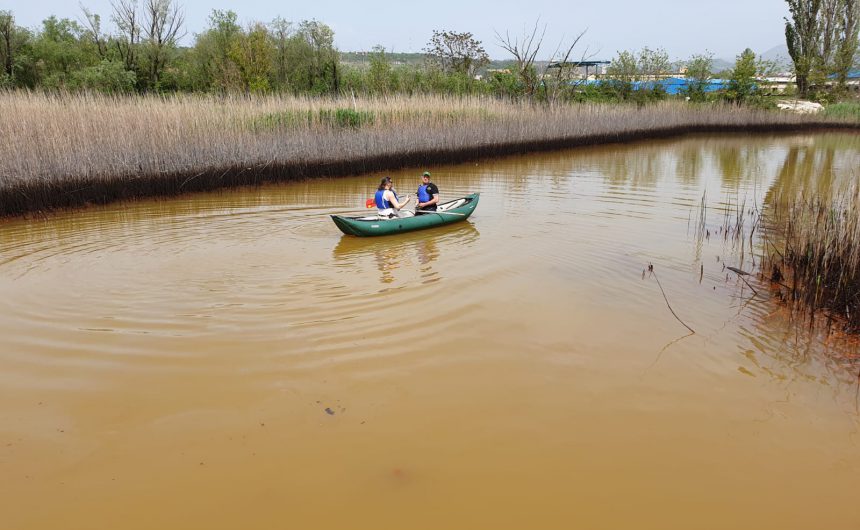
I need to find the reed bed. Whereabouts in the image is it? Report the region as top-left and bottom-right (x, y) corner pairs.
(1, 91), (857, 216)
(762, 186), (860, 335)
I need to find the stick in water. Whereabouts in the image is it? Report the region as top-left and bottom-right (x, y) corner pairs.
(647, 263), (696, 334)
(727, 266), (759, 296)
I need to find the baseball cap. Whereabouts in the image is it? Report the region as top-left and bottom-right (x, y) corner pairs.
(422, 171), (431, 177)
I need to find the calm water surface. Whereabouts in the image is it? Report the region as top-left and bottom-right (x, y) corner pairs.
(2, 133), (860, 529)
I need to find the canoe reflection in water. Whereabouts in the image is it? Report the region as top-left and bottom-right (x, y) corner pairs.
(332, 222), (480, 285)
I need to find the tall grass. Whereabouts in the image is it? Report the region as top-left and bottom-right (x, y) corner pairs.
(0, 91), (857, 217)
(822, 102), (860, 121)
(763, 186), (860, 334)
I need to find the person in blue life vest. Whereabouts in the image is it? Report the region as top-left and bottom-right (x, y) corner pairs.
(416, 171), (439, 212)
(375, 176), (412, 218)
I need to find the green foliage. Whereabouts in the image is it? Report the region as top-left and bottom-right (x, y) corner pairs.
(228, 23), (273, 93)
(320, 108), (375, 128)
(683, 53), (713, 102)
(785, 0), (860, 97)
(292, 19), (339, 94)
(194, 10), (243, 92)
(569, 81), (626, 103)
(68, 59), (136, 93)
(32, 16), (100, 88)
(607, 50), (638, 83)
(424, 29), (489, 77)
(486, 70), (522, 99)
(368, 45), (392, 94)
(725, 48), (758, 104)
(252, 108), (375, 131)
(636, 47), (671, 79)
(822, 101), (860, 120)
(604, 48), (671, 102)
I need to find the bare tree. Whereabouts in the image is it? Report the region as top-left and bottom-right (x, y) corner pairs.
(142, 0), (185, 88)
(543, 30), (591, 104)
(495, 20), (546, 98)
(111, 0), (141, 72)
(80, 4), (107, 58)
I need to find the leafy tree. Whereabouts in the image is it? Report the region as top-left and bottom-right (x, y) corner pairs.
(606, 47), (670, 101)
(487, 69), (522, 99)
(292, 20), (339, 93)
(637, 47), (670, 80)
(833, 0), (859, 89)
(228, 22), (273, 93)
(32, 16), (99, 88)
(424, 29), (489, 77)
(726, 48), (758, 104)
(684, 52), (714, 101)
(607, 50), (638, 83)
(0, 10), (13, 79)
(0, 10), (36, 87)
(368, 45), (392, 93)
(269, 16), (292, 91)
(786, 0), (859, 97)
(194, 9), (242, 92)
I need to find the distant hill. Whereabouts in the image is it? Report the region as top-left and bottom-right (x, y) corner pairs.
(712, 44), (793, 74)
(759, 44), (792, 70)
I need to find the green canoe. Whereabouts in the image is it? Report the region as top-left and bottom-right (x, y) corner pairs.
(331, 193), (480, 237)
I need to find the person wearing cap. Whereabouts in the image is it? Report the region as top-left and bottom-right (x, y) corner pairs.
(416, 171), (439, 212)
(375, 176), (412, 218)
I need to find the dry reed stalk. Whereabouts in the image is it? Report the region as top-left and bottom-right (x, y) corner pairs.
(761, 183), (860, 333)
(1, 91), (857, 216)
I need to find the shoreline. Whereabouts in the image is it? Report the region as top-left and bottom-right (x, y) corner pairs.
(3, 122), (858, 219)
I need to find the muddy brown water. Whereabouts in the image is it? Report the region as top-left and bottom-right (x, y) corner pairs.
(2, 133), (860, 529)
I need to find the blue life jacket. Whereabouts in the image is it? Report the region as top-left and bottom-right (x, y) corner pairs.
(417, 184), (431, 203)
(375, 189), (397, 209)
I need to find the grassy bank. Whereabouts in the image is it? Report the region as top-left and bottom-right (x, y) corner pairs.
(822, 102), (860, 121)
(1, 91), (858, 217)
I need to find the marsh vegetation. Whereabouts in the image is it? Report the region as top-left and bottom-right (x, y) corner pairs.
(1, 91), (856, 217)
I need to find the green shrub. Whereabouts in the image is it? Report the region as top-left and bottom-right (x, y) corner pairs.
(823, 102), (860, 121)
(252, 107), (376, 131)
(319, 108), (375, 128)
(68, 60), (137, 94)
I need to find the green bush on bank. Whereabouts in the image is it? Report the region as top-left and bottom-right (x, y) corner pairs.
(823, 102), (860, 121)
(251, 108), (376, 131)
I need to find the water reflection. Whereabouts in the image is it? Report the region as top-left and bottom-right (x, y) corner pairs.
(332, 222), (480, 286)
(4, 134), (860, 530)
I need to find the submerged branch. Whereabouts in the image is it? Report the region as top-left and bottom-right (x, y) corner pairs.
(646, 263), (696, 334)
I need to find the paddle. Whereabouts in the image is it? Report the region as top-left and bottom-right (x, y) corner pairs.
(415, 210), (465, 216)
(363, 198), (464, 216)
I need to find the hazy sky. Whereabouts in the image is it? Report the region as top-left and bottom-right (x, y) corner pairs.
(8, 0), (791, 61)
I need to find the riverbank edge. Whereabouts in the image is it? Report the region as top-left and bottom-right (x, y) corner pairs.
(3, 121), (859, 219)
